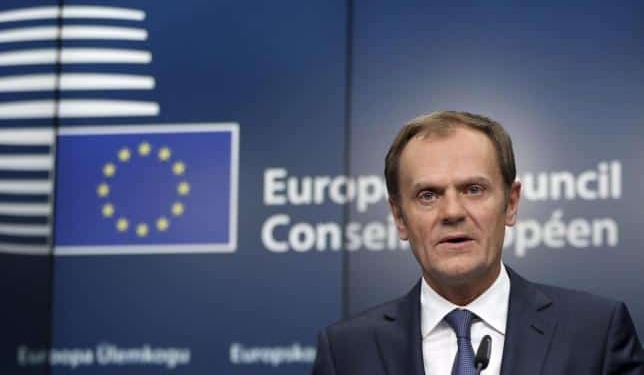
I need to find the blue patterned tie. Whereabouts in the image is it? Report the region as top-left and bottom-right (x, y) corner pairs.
(445, 309), (476, 375)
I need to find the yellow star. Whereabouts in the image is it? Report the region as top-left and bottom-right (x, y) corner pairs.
(171, 202), (184, 216)
(138, 141), (151, 156)
(156, 217), (169, 231)
(118, 147), (131, 162)
(116, 217), (128, 232)
(97, 183), (110, 197)
(158, 146), (171, 161)
(102, 203), (114, 218)
(136, 223), (149, 237)
(177, 181), (190, 195)
(103, 163), (116, 177)
(172, 161), (186, 175)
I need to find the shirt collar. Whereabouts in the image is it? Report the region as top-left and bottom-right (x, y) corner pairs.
(420, 263), (510, 338)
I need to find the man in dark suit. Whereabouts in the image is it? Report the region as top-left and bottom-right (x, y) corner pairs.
(312, 111), (644, 375)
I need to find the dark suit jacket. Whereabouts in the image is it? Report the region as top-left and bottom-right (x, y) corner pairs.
(312, 267), (644, 375)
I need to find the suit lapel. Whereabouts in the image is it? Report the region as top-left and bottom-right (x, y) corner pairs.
(500, 267), (557, 375)
(375, 281), (425, 375)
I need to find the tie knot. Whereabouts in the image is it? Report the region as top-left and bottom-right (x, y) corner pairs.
(444, 309), (474, 339)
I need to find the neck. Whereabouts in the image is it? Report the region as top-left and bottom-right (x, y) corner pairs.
(424, 263), (501, 306)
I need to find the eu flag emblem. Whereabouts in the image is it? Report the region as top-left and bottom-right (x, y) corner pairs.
(54, 124), (238, 255)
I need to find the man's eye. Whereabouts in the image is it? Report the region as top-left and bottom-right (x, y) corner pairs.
(418, 191), (437, 201)
(466, 185), (485, 194)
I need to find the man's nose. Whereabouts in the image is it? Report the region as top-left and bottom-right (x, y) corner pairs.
(440, 190), (466, 225)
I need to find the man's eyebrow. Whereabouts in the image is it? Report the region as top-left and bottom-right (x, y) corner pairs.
(410, 180), (442, 192)
(410, 176), (493, 191)
(459, 176), (493, 185)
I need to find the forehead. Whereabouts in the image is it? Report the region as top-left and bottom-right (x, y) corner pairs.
(398, 127), (502, 183)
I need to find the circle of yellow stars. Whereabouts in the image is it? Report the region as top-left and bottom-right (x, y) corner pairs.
(97, 141), (190, 238)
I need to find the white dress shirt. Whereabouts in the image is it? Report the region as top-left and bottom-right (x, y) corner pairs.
(420, 263), (510, 375)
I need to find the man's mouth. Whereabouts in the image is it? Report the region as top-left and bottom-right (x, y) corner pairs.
(438, 235), (473, 245)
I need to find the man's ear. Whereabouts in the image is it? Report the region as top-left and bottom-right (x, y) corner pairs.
(505, 181), (521, 226)
(389, 197), (409, 240)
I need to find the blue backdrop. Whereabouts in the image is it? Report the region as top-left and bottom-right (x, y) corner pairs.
(0, 1), (642, 374)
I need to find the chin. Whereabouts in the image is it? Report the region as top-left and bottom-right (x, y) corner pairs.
(432, 259), (490, 284)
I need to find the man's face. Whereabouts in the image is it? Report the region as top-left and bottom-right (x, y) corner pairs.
(390, 126), (520, 293)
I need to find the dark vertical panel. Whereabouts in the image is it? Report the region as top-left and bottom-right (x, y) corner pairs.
(0, 0), (59, 374)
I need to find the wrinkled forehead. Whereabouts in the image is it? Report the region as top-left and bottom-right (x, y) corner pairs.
(412, 124), (495, 153)
(400, 127), (503, 181)
(412, 123), (504, 171)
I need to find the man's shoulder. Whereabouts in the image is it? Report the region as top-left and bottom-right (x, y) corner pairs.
(534, 281), (614, 303)
(325, 297), (402, 333)
(535, 281), (620, 311)
(322, 284), (418, 337)
(511, 269), (623, 320)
